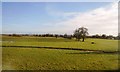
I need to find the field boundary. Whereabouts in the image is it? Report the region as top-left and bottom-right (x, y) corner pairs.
(2, 45), (119, 54)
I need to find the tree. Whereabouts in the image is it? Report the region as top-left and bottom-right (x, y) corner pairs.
(73, 29), (81, 41)
(107, 35), (114, 39)
(55, 34), (58, 38)
(118, 33), (120, 40)
(101, 34), (107, 39)
(95, 34), (100, 38)
(64, 33), (67, 38)
(74, 27), (88, 42)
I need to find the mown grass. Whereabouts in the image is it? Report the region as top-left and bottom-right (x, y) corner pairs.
(2, 36), (119, 70)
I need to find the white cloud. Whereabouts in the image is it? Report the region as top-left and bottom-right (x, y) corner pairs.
(45, 5), (79, 20)
(52, 2), (118, 36)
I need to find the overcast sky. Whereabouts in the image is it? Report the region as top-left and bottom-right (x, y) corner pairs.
(2, 2), (118, 36)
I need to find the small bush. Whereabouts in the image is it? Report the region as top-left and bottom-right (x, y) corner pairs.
(91, 41), (95, 44)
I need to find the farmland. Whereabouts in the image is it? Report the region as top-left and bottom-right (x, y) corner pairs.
(2, 36), (119, 70)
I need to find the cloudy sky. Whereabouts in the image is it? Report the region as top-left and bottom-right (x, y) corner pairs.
(2, 2), (118, 36)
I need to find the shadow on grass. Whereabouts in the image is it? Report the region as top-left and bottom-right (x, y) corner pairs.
(2, 45), (119, 54)
(66, 51), (119, 55)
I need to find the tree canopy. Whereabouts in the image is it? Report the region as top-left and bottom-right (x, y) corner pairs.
(74, 27), (88, 42)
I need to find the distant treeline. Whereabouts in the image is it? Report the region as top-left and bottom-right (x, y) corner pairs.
(2, 33), (120, 40)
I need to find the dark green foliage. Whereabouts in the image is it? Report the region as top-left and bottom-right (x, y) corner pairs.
(74, 27), (88, 42)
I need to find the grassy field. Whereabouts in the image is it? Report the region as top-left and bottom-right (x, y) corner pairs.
(2, 36), (119, 70)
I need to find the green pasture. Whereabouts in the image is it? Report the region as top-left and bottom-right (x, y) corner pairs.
(2, 36), (118, 51)
(2, 36), (119, 70)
